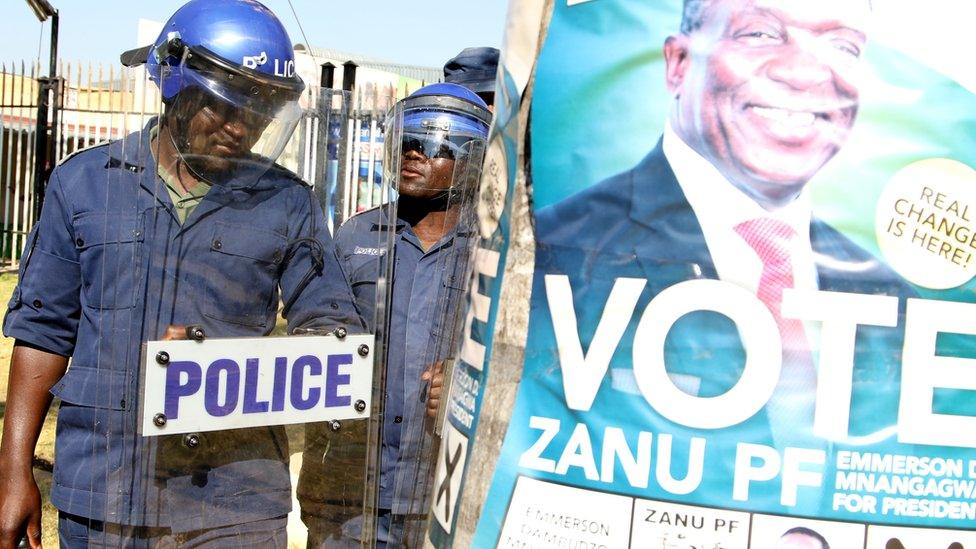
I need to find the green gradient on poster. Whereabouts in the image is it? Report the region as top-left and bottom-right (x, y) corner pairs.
(532, 0), (677, 210)
(531, 0), (976, 268)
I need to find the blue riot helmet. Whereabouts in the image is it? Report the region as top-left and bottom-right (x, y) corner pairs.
(121, 0), (305, 184)
(385, 83), (491, 199)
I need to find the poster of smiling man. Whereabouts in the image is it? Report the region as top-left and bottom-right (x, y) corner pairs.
(427, 0), (976, 547)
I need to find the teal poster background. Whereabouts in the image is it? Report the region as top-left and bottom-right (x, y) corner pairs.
(530, 0), (976, 270)
(473, 1), (976, 547)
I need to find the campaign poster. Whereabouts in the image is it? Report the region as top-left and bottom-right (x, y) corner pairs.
(425, 0), (548, 545)
(470, 0), (976, 547)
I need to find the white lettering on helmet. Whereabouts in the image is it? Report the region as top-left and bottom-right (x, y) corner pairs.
(243, 51), (268, 69)
(273, 59), (296, 78)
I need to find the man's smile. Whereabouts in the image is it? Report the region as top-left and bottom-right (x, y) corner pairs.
(738, 99), (849, 144)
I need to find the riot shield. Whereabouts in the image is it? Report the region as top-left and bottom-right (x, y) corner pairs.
(296, 85), (398, 549)
(390, 139), (486, 547)
(22, 47), (391, 547)
(358, 87), (491, 547)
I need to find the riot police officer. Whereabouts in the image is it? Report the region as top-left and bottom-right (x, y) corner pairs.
(299, 83), (491, 547)
(0, 1), (360, 547)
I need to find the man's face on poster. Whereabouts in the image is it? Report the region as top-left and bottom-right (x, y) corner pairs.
(665, 0), (869, 208)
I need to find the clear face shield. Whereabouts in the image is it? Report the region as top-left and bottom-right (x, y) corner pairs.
(384, 94), (490, 200)
(375, 95), (490, 545)
(62, 60), (388, 547)
(156, 45), (304, 188)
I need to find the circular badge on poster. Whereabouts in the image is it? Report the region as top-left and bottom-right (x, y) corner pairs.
(478, 136), (509, 240)
(875, 158), (976, 289)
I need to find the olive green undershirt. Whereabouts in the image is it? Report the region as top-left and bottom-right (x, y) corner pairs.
(149, 126), (211, 224)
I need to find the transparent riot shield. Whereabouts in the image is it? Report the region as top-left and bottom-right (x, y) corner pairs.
(29, 49), (393, 547)
(296, 84), (397, 549)
(358, 89), (491, 547)
(390, 139), (486, 547)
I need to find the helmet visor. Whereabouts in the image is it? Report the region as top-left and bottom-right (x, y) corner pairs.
(181, 45), (304, 110)
(383, 96), (490, 194)
(401, 131), (478, 162)
(159, 63), (304, 186)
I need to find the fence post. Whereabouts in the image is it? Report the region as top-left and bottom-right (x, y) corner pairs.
(49, 11), (61, 166)
(31, 11), (61, 223)
(32, 77), (51, 222)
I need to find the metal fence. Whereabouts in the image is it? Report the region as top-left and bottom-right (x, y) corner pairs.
(0, 60), (408, 268)
(0, 62), (42, 266)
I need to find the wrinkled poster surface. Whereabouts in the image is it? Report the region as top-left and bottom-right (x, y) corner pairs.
(467, 1), (976, 547)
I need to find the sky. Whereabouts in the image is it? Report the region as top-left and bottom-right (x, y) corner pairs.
(2, 0), (510, 72)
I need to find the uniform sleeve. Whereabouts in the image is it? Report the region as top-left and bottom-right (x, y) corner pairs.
(3, 169), (81, 356)
(279, 187), (366, 333)
(331, 220), (357, 281)
(330, 214), (389, 334)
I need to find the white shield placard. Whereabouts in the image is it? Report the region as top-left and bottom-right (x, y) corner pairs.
(139, 334), (374, 436)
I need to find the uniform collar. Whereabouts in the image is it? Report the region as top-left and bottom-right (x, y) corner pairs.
(368, 204), (407, 231)
(106, 118), (230, 233)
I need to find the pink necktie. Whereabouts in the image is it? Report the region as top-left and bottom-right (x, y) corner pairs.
(735, 218), (816, 444)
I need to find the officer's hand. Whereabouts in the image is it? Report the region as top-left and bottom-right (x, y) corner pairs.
(421, 360), (445, 419)
(0, 469), (43, 549)
(161, 325), (188, 341)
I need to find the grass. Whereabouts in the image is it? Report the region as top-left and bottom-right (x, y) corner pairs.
(0, 273), (60, 469)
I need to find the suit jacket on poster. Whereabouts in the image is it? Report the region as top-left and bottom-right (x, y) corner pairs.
(529, 141), (913, 513)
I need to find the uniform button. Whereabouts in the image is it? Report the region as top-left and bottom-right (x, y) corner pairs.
(75, 238), (84, 247)
(119, 399), (126, 408)
(330, 302), (339, 310)
(133, 230), (142, 238)
(212, 239), (222, 250)
(32, 299), (42, 308)
(394, 416), (403, 424)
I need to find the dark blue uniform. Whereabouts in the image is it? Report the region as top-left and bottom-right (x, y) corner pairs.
(3, 120), (362, 531)
(297, 204), (470, 546)
(333, 206), (470, 515)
